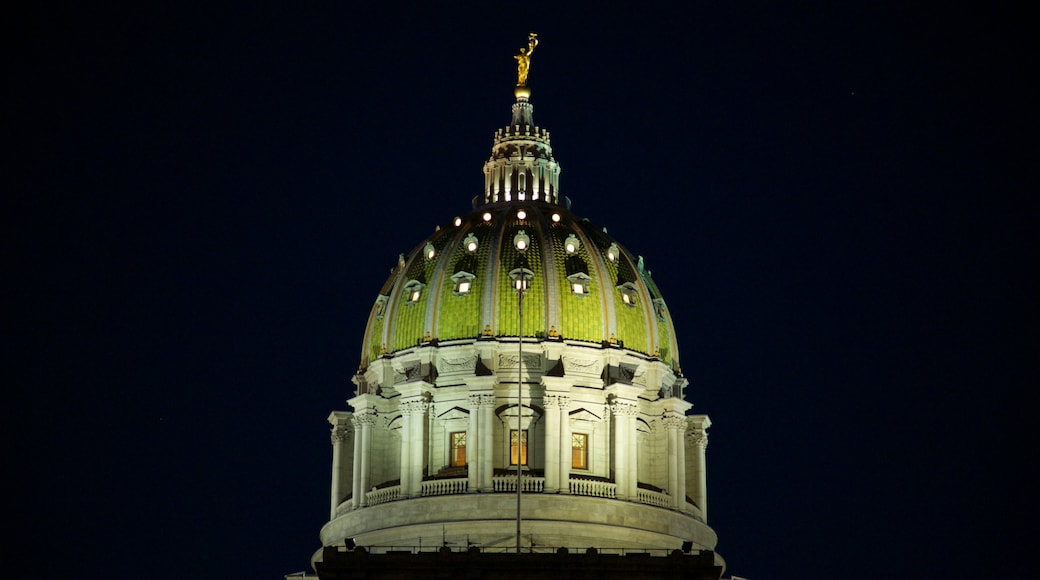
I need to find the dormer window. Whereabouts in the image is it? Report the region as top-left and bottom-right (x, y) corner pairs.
(451, 271), (476, 295)
(567, 272), (591, 296)
(404, 280), (425, 304)
(374, 295), (389, 319)
(606, 243), (619, 263)
(423, 242), (436, 261)
(617, 282), (638, 306)
(509, 267), (534, 292)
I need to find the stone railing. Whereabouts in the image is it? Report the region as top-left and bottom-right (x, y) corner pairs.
(366, 485), (400, 506)
(569, 478), (616, 498)
(492, 474), (545, 492)
(348, 477), (682, 512)
(637, 488), (671, 508)
(421, 478), (468, 497)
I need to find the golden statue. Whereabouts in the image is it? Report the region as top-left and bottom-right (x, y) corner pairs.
(514, 32), (539, 86)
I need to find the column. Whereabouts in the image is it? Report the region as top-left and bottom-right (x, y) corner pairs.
(468, 393), (482, 492)
(557, 395), (571, 494)
(543, 394), (562, 493)
(686, 415), (711, 520)
(328, 412), (354, 519)
(351, 410), (377, 508)
(609, 400), (637, 500)
(663, 414), (686, 510)
(398, 398), (429, 498)
(480, 393), (495, 492)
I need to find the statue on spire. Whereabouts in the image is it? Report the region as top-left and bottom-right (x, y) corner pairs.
(514, 33), (539, 87)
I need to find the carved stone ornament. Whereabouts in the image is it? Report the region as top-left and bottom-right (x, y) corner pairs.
(498, 352), (541, 369)
(441, 356), (477, 372)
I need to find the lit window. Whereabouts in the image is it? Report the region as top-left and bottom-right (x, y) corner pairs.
(452, 271), (475, 296)
(404, 280), (425, 304)
(424, 242), (436, 261)
(607, 243), (619, 262)
(551, 213), (561, 223)
(618, 282), (637, 306)
(510, 429), (528, 466)
(567, 273), (591, 296)
(454, 217), (462, 227)
(517, 209), (527, 220)
(509, 267), (534, 293)
(451, 431), (467, 467)
(482, 212), (492, 222)
(572, 433), (588, 470)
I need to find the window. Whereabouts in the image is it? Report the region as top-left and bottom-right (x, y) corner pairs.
(451, 431), (467, 467)
(572, 433), (588, 470)
(567, 272), (591, 296)
(510, 429), (528, 466)
(403, 280), (425, 304)
(451, 271), (475, 295)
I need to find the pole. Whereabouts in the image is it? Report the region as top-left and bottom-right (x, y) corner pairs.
(516, 283), (524, 553)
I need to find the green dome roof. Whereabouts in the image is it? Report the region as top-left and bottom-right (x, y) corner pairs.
(358, 94), (680, 374)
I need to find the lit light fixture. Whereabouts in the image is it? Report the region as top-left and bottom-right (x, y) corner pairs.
(564, 234), (580, 254)
(516, 209), (527, 220)
(551, 213), (561, 223)
(482, 211), (492, 222)
(464, 233), (479, 253)
(454, 217), (462, 227)
(424, 242), (436, 261)
(513, 229), (531, 252)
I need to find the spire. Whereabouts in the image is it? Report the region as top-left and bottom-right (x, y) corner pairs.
(478, 33), (562, 207)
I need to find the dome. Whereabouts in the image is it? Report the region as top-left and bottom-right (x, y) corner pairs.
(321, 47), (717, 567)
(358, 97), (680, 377)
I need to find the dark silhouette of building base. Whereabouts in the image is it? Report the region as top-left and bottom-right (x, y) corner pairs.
(315, 545), (724, 580)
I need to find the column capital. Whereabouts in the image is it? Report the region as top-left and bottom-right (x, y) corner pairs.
(609, 399), (639, 417)
(401, 398), (430, 415)
(662, 414), (687, 431)
(543, 393), (571, 410)
(330, 422), (354, 445)
(686, 429), (708, 449)
(351, 409), (378, 428)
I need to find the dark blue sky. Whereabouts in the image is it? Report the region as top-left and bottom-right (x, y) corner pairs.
(10, 3), (1033, 578)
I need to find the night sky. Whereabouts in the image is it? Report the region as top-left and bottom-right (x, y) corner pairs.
(10, 3), (1033, 578)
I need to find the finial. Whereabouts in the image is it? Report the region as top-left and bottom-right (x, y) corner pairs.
(514, 32), (539, 90)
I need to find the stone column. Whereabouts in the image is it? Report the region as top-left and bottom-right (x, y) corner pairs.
(399, 398), (430, 497)
(328, 412), (354, 519)
(608, 399), (637, 499)
(686, 415), (711, 520)
(480, 393), (495, 491)
(557, 394), (571, 494)
(663, 414), (687, 510)
(542, 394), (562, 493)
(607, 384), (642, 500)
(467, 393), (482, 492)
(351, 410), (377, 508)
